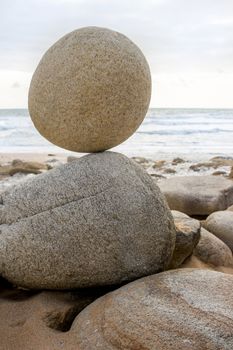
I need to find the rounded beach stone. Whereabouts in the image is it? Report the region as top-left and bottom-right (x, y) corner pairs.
(28, 27), (151, 152)
(170, 210), (200, 268)
(194, 228), (233, 267)
(204, 210), (233, 252)
(0, 152), (175, 289)
(70, 269), (233, 350)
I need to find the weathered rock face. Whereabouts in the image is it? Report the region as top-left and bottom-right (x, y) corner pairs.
(170, 210), (200, 268)
(28, 26), (151, 153)
(194, 228), (233, 267)
(0, 152), (175, 289)
(204, 210), (233, 252)
(158, 175), (233, 216)
(70, 269), (233, 350)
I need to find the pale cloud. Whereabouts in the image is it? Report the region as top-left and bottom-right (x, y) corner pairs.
(153, 72), (233, 108)
(0, 0), (232, 108)
(0, 70), (31, 108)
(11, 81), (20, 88)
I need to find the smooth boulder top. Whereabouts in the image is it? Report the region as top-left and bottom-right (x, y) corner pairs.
(0, 152), (175, 289)
(70, 269), (233, 350)
(204, 210), (233, 252)
(158, 175), (233, 215)
(28, 26), (151, 152)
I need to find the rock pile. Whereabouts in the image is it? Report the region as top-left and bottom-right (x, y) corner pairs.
(1, 26), (233, 349)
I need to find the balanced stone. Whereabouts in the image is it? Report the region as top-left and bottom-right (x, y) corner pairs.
(0, 152), (175, 289)
(71, 269), (233, 349)
(28, 27), (151, 152)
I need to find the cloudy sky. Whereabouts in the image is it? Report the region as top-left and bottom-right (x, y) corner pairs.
(0, 0), (233, 108)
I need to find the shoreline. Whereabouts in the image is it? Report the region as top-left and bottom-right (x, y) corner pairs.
(0, 152), (232, 192)
(0, 152), (69, 164)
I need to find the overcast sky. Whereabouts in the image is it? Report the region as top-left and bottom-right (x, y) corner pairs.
(0, 0), (233, 108)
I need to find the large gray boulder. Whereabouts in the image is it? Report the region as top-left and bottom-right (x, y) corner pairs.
(158, 175), (233, 216)
(70, 269), (233, 350)
(0, 152), (175, 289)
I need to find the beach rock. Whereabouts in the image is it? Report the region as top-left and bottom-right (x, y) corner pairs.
(28, 27), (151, 153)
(163, 167), (176, 174)
(170, 211), (200, 268)
(194, 228), (233, 267)
(227, 205), (233, 211)
(158, 175), (233, 215)
(212, 170), (227, 176)
(0, 160), (48, 176)
(131, 156), (149, 164)
(0, 152), (175, 289)
(210, 156), (233, 167)
(204, 210), (233, 251)
(71, 269), (233, 350)
(172, 157), (185, 165)
(131, 157), (150, 169)
(152, 160), (166, 169)
(229, 166), (233, 178)
(189, 162), (218, 172)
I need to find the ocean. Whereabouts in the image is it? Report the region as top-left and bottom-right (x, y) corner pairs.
(0, 108), (233, 160)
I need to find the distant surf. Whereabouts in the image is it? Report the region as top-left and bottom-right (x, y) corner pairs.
(0, 108), (233, 160)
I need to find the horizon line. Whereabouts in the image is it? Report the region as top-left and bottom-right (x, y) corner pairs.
(1, 106), (233, 110)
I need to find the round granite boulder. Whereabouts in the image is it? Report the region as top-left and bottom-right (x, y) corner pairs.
(71, 269), (233, 350)
(0, 152), (175, 289)
(28, 27), (151, 152)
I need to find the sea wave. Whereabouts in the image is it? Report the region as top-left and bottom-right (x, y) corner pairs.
(0, 108), (233, 159)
